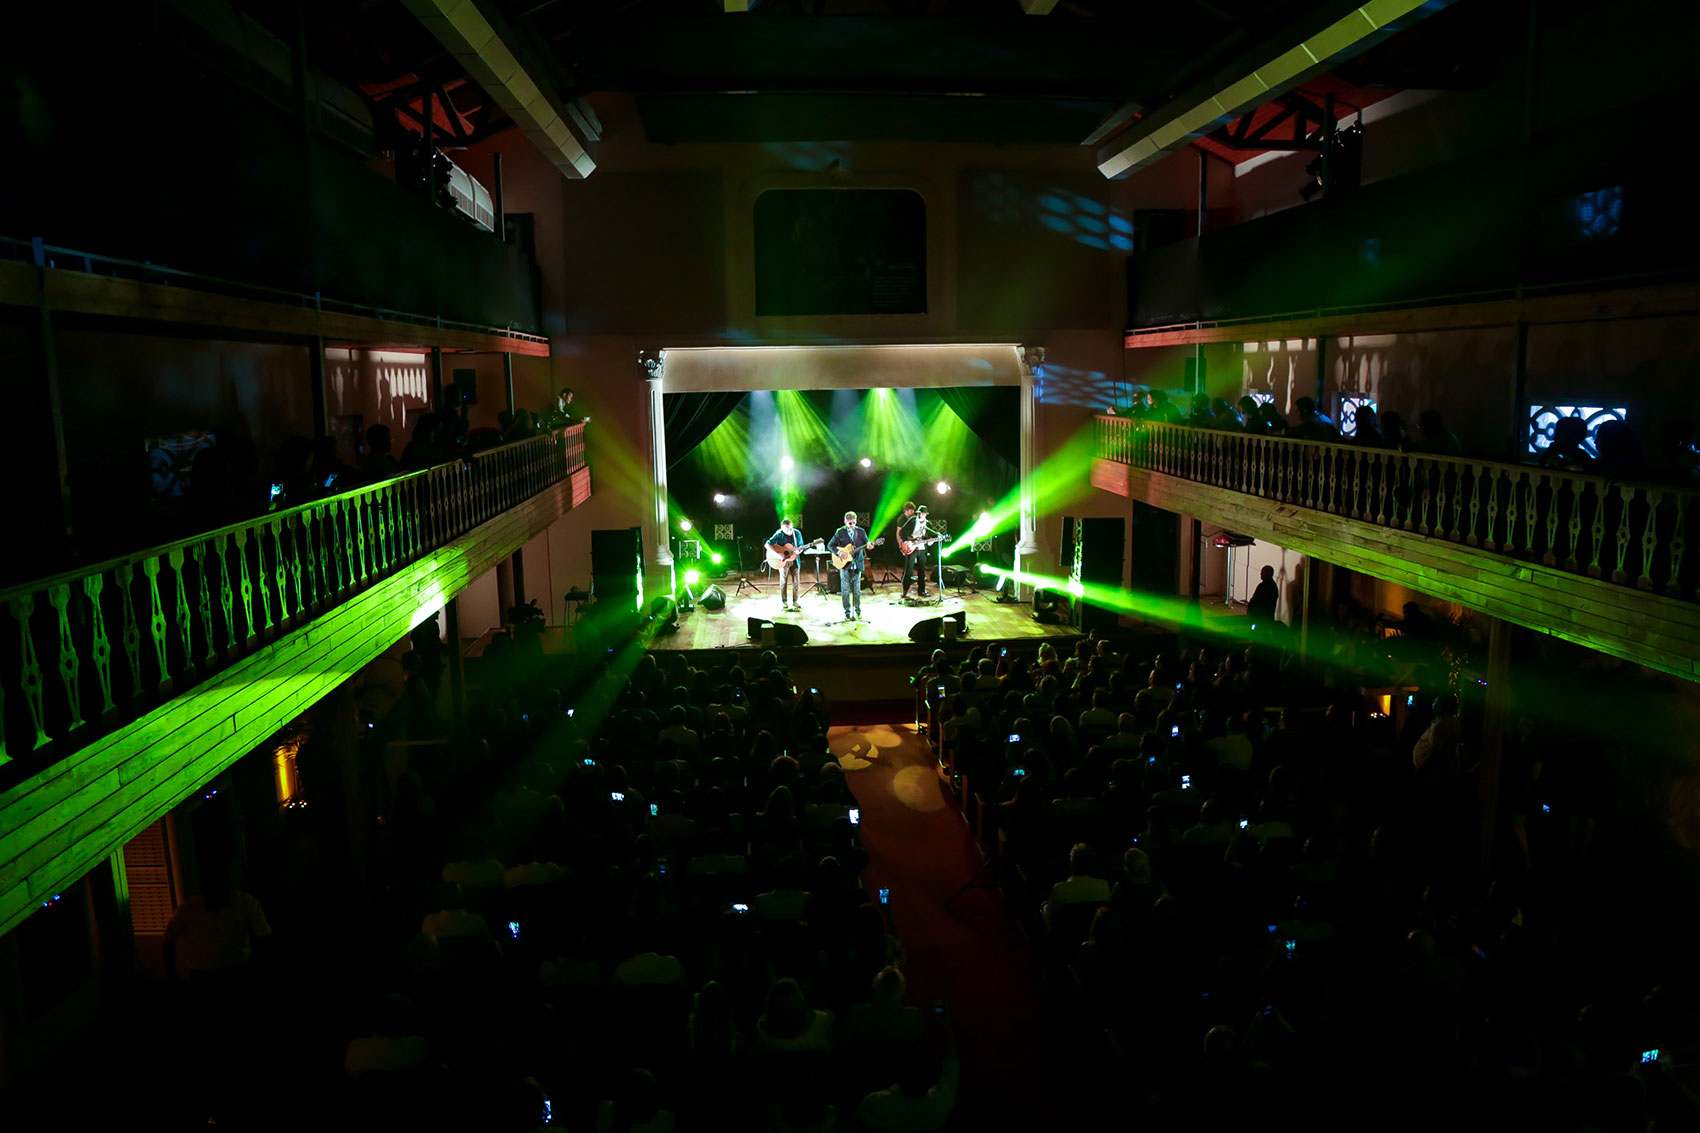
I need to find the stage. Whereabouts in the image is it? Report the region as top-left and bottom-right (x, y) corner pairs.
(652, 576), (1080, 654)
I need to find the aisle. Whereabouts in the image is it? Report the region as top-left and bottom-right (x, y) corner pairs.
(828, 724), (1049, 1124)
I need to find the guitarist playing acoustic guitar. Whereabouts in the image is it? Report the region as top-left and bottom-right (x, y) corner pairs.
(764, 518), (807, 611)
(827, 511), (885, 623)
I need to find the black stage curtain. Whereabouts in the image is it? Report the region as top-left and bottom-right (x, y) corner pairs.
(664, 392), (745, 471)
(936, 387), (1020, 468)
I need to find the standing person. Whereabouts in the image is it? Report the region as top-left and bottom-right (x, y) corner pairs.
(897, 502), (933, 601)
(766, 517), (805, 613)
(1247, 564), (1280, 629)
(829, 510), (872, 623)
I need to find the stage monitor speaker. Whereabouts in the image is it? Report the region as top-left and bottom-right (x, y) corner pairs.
(590, 527), (643, 610)
(700, 585), (726, 611)
(747, 617), (808, 647)
(907, 610), (967, 643)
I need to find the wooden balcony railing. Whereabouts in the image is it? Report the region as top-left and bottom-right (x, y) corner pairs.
(1097, 415), (1700, 601)
(0, 424), (585, 777)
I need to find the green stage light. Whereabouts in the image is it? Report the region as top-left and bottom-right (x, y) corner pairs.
(936, 481), (950, 494)
(780, 454), (794, 470)
(860, 457), (873, 468)
(710, 553), (723, 565)
(684, 569), (701, 586)
(679, 518), (693, 532)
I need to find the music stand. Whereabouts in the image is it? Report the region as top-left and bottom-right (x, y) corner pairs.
(801, 543), (830, 597)
(734, 535), (764, 596)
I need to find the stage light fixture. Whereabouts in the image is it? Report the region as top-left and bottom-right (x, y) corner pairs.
(679, 518), (694, 532)
(780, 455), (795, 471)
(860, 457), (872, 468)
(710, 553), (723, 565)
(936, 481), (950, 494)
(713, 493), (728, 505)
(684, 569), (701, 586)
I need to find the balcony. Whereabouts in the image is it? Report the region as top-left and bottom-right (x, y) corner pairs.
(1093, 416), (1700, 681)
(0, 425), (587, 937)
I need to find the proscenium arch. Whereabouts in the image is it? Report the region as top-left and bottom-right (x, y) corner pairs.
(644, 343), (1044, 596)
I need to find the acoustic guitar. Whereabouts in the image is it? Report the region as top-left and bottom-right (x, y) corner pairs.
(765, 539), (822, 571)
(831, 536), (885, 570)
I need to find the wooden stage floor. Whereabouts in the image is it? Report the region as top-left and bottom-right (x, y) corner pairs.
(651, 579), (1081, 655)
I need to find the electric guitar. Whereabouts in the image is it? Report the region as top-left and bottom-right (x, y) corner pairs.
(831, 536), (885, 570)
(765, 540), (821, 571)
(897, 533), (946, 557)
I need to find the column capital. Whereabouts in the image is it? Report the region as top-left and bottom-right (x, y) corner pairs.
(638, 349), (665, 383)
(1019, 345), (1046, 376)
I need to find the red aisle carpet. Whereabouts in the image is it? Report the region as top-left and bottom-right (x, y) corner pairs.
(828, 724), (1049, 1123)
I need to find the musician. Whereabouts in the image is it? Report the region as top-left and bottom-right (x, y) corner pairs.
(827, 510), (870, 622)
(765, 518), (805, 612)
(896, 502), (932, 600)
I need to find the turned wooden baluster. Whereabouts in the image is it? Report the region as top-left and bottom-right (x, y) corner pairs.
(10, 596), (49, 750)
(48, 583), (84, 735)
(251, 525), (275, 633)
(355, 494), (371, 582)
(143, 554), (173, 690)
(1670, 496), (1688, 598)
(1483, 469), (1501, 550)
(1640, 489), (1662, 590)
(1502, 471), (1521, 554)
(1564, 479), (1584, 572)
(1586, 482), (1608, 577)
(285, 513), (306, 610)
(1522, 472), (1539, 555)
(1417, 459), (1434, 535)
(215, 533), (236, 653)
(1610, 484), (1636, 584)
(192, 542), (215, 668)
(1449, 465), (1466, 541)
(166, 548), (195, 677)
(269, 520), (288, 624)
(116, 561), (145, 699)
(1465, 464), (1482, 545)
(82, 573), (116, 719)
(1541, 474), (1560, 565)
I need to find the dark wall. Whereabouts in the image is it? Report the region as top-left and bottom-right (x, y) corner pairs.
(1129, 86), (1700, 329)
(3, 8), (538, 332)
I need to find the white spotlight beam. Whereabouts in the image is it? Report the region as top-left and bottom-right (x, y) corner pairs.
(1092, 0), (1448, 180)
(402, 0), (596, 179)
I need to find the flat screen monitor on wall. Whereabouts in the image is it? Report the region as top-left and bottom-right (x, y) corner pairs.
(753, 189), (926, 317)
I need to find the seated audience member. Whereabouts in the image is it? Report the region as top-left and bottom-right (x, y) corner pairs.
(688, 980), (742, 1058)
(1103, 713), (1142, 752)
(419, 883), (490, 941)
(613, 944), (687, 987)
(1044, 843), (1113, 924)
(1413, 693), (1462, 778)
(688, 827), (749, 877)
(856, 1039), (961, 1132)
(755, 977), (835, 1054)
(752, 857), (813, 921)
(1412, 409), (1462, 456)
(163, 872), (272, 979)
(1237, 395), (1261, 429)
(1206, 714), (1254, 772)
(1290, 397), (1341, 440)
(841, 966), (926, 1052)
(595, 1069), (674, 1133)
(360, 424), (400, 482)
(1182, 799), (1235, 847)
(1078, 690), (1118, 736)
(1594, 419), (1643, 477)
(344, 994), (428, 1077)
(658, 705), (700, 751)
(1352, 404), (1386, 446)
(1540, 416), (1595, 469)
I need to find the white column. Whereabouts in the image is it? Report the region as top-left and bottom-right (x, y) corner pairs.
(1016, 345), (1046, 597)
(642, 354), (675, 597)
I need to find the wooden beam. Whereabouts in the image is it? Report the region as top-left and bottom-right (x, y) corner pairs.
(0, 480), (577, 939)
(1020, 0), (1061, 12)
(0, 261), (550, 357)
(1125, 281), (1700, 349)
(1101, 459), (1700, 682)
